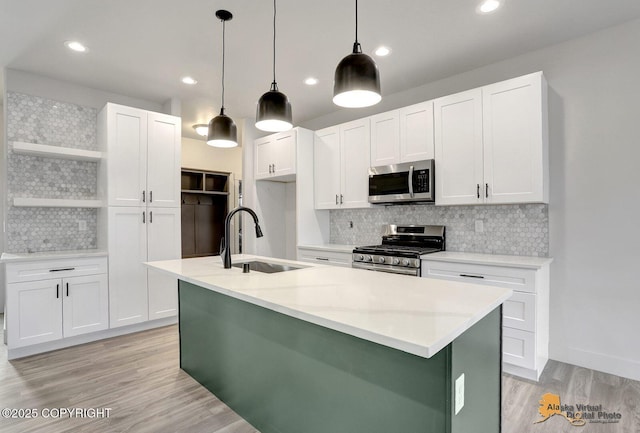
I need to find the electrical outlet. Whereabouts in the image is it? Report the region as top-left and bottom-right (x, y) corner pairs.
(78, 220), (87, 231)
(455, 373), (465, 415)
(475, 220), (484, 233)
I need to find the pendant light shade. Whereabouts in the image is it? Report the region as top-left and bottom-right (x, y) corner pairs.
(333, 0), (381, 108)
(208, 10), (238, 148)
(207, 108), (237, 148)
(255, 0), (293, 132)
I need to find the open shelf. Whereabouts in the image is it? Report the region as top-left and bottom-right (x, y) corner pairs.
(13, 198), (105, 208)
(181, 190), (229, 196)
(11, 141), (104, 162)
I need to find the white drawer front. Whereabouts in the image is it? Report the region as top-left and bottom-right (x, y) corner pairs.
(422, 261), (536, 293)
(503, 327), (536, 370)
(503, 292), (536, 332)
(6, 257), (108, 283)
(297, 249), (352, 268)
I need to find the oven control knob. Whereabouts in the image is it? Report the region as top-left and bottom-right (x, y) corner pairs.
(402, 259), (410, 266)
(365, 255), (373, 262)
(392, 258), (400, 265)
(357, 254), (364, 261)
(378, 256), (385, 264)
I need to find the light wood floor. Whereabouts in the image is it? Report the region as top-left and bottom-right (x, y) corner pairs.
(1, 314), (638, 433)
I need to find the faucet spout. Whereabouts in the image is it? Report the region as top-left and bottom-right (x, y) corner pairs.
(221, 206), (263, 269)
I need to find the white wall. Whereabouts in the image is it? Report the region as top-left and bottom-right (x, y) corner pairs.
(0, 93), (5, 313)
(181, 136), (243, 177)
(5, 69), (163, 112)
(301, 19), (640, 380)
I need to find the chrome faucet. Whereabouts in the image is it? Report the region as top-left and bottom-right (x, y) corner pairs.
(221, 206), (263, 268)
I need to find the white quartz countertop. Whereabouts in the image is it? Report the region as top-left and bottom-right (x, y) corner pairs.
(146, 254), (512, 359)
(423, 251), (553, 269)
(1, 249), (108, 263)
(297, 244), (355, 253)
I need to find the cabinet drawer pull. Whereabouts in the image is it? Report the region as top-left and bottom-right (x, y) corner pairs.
(56, 284), (60, 298)
(459, 273), (484, 279)
(66, 282), (69, 297)
(49, 268), (75, 272)
(315, 257), (329, 261)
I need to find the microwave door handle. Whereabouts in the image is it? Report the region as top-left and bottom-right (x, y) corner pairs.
(408, 165), (414, 198)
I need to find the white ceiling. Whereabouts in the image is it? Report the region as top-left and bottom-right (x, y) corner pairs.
(2, 0), (640, 139)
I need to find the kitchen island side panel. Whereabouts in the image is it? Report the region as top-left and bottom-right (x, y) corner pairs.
(179, 280), (451, 433)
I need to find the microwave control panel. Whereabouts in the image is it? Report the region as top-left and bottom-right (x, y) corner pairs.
(414, 169), (430, 193)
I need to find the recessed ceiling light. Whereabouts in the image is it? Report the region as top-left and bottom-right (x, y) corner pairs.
(477, 0), (501, 14)
(374, 46), (391, 57)
(304, 77), (319, 86)
(193, 124), (209, 137)
(64, 41), (88, 53)
(181, 76), (198, 85)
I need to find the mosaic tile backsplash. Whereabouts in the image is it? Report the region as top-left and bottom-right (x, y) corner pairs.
(330, 204), (549, 257)
(5, 92), (99, 253)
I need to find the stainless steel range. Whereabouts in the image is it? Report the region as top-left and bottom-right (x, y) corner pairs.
(352, 225), (445, 276)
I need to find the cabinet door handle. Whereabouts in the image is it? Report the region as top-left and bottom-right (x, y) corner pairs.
(142, 211), (146, 224)
(340, 194), (343, 204)
(150, 211), (153, 223)
(49, 267), (75, 272)
(477, 184), (480, 199)
(459, 274), (485, 279)
(335, 194), (339, 205)
(56, 284), (60, 299)
(485, 183), (489, 198)
(66, 282), (69, 297)
(273, 163), (276, 172)
(315, 257), (329, 261)
(150, 191), (153, 203)
(142, 190), (146, 203)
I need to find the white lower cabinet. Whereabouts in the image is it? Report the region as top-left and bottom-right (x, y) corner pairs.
(422, 255), (551, 381)
(108, 206), (180, 328)
(297, 247), (353, 268)
(5, 257), (109, 348)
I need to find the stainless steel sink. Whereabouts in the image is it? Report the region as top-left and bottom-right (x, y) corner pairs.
(231, 260), (303, 274)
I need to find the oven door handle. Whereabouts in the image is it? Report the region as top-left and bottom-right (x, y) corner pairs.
(408, 165), (414, 198)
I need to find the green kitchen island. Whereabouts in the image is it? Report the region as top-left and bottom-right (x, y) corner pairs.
(146, 255), (512, 433)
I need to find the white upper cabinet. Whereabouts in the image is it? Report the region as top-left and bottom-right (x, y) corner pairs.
(147, 112), (182, 207)
(314, 120), (371, 210)
(255, 129), (297, 181)
(369, 101), (435, 167)
(399, 101), (434, 163)
(482, 73), (548, 204)
(314, 126), (342, 209)
(340, 119), (371, 208)
(101, 103), (181, 207)
(370, 110), (400, 167)
(435, 88), (484, 205)
(435, 72), (548, 205)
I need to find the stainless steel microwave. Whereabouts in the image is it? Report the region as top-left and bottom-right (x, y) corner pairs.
(368, 160), (435, 204)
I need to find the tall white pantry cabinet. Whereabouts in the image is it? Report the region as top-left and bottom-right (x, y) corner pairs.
(98, 103), (181, 328)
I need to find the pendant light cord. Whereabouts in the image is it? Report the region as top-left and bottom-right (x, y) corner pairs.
(271, 0), (278, 91)
(352, 0), (362, 54)
(221, 18), (226, 113)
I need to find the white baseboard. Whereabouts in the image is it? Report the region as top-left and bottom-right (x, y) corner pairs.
(7, 316), (177, 360)
(553, 347), (640, 382)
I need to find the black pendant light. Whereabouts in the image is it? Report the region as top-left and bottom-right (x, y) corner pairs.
(207, 10), (238, 148)
(255, 0), (293, 132)
(333, 0), (381, 108)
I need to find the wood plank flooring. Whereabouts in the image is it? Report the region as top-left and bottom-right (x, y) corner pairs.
(1, 314), (638, 433)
